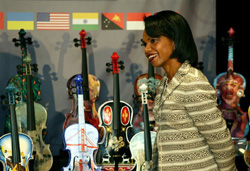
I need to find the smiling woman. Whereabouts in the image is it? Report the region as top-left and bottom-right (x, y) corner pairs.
(142, 10), (237, 171)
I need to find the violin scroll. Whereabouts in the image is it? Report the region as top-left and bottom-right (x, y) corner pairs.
(73, 29), (92, 48)
(12, 29), (32, 47)
(106, 52), (125, 73)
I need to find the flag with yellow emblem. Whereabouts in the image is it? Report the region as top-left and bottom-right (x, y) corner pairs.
(102, 13), (124, 30)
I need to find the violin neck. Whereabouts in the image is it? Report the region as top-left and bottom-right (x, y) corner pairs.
(26, 74), (36, 131)
(113, 73), (120, 131)
(78, 92), (87, 152)
(81, 48), (90, 101)
(142, 103), (152, 161)
(148, 62), (154, 79)
(10, 103), (21, 164)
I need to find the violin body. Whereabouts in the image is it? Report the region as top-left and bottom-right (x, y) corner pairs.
(95, 100), (134, 170)
(63, 30), (103, 142)
(63, 123), (99, 171)
(0, 133), (33, 171)
(63, 74), (99, 171)
(214, 72), (249, 137)
(15, 102), (52, 170)
(95, 52), (134, 171)
(63, 74), (101, 131)
(129, 131), (156, 171)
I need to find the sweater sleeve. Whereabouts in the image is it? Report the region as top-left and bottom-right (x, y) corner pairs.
(184, 76), (237, 171)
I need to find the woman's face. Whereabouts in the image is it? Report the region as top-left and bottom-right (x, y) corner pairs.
(142, 30), (175, 68)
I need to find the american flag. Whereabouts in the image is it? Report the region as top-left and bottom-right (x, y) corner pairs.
(37, 12), (70, 30)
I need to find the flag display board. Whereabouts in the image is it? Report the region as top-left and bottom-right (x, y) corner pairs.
(0, 0), (216, 161)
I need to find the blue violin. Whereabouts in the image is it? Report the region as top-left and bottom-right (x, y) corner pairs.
(0, 84), (33, 171)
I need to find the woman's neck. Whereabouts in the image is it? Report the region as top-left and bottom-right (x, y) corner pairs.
(163, 58), (182, 82)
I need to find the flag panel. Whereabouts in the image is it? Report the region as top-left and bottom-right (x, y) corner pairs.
(72, 13), (98, 30)
(7, 12), (34, 30)
(37, 12), (70, 30)
(126, 12), (151, 30)
(0, 12), (4, 30)
(102, 13), (124, 30)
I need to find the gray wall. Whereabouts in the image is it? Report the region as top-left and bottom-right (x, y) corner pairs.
(0, 0), (216, 155)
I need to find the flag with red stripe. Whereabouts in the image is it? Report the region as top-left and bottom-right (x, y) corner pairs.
(126, 12), (151, 30)
(0, 12), (4, 30)
(37, 12), (70, 30)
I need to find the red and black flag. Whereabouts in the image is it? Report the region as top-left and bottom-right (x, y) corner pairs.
(102, 13), (124, 30)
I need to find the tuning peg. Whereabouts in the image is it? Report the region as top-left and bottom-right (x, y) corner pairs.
(26, 37), (33, 45)
(106, 62), (112, 67)
(118, 61), (124, 65)
(73, 38), (80, 42)
(106, 68), (112, 73)
(74, 43), (80, 47)
(12, 38), (18, 42)
(16, 65), (23, 75)
(119, 65), (125, 70)
(86, 37), (92, 45)
(32, 64), (38, 72)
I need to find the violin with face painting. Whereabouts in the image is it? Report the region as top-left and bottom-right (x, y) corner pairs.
(214, 28), (249, 138)
(213, 28), (249, 159)
(63, 29), (103, 140)
(95, 52), (135, 171)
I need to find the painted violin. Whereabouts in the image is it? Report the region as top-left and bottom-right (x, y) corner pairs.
(15, 54), (53, 171)
(63, 29), (103, 140)
(213, 27), (249, 138)
(5, 29), (41, 134)
(0, 84), (33, 171)
(63, 75), (99, 171)
(95, 52), (134, 171)
(130, 83), (156, 171)
(132, 61), (161, 133)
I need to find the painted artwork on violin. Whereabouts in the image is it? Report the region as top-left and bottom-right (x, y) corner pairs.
(130, 83), (156, 171)
(0, 84), (33, 171)
(15, 54), (53, 170)
(132, 61), (162, 134)
(213, 28), (249, 139)
(63, 75), (99, 171)
(95, 52), (135, 171)
(63, 29), (103, 140)
(5, 29), (41, 134)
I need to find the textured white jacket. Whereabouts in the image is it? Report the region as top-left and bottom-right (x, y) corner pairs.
(152, 61), (237, 171)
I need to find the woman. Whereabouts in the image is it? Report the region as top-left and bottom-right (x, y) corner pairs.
(141, 10), (237, 170)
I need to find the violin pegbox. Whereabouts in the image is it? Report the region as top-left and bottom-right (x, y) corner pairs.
(106, 52), (125, 74)
(17, 54), (38, 76)
(139, 83), (148, 105)
(73, 29), (92, 48)
(12, 29), (32, 47)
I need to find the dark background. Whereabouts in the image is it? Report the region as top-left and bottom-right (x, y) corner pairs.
(217, 0), (249, 170)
